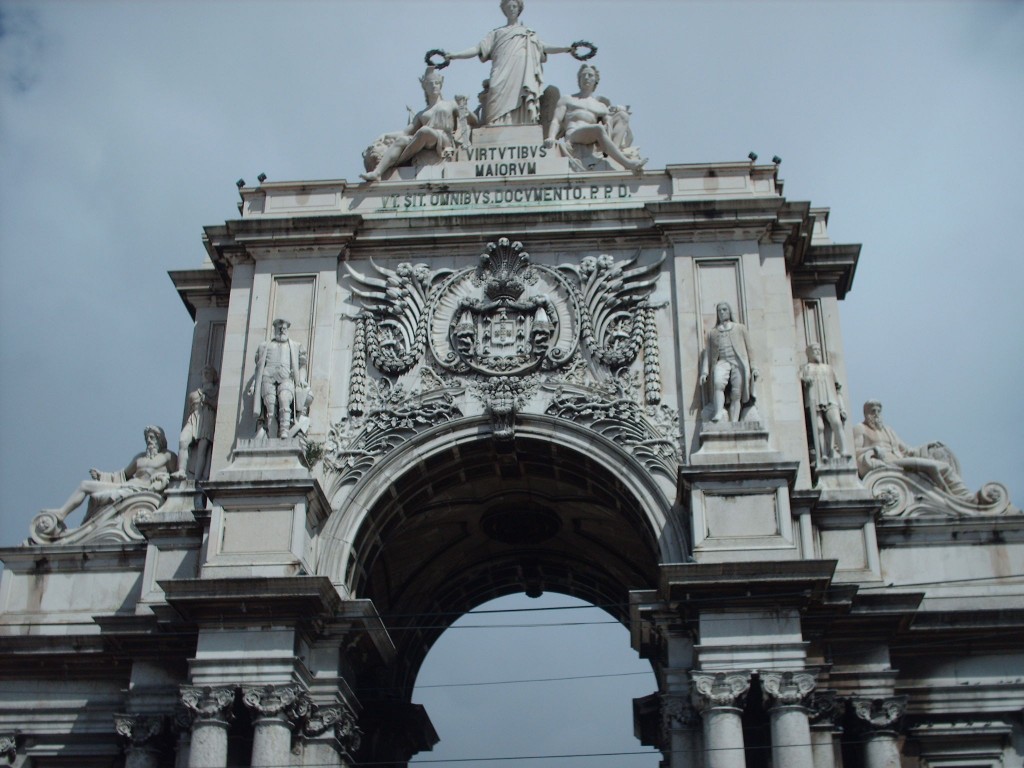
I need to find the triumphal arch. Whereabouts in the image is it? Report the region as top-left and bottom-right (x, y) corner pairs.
(2, 6), (1023, 767)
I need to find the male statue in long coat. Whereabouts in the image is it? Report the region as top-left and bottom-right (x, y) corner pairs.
(248, 318), (309, 438)
(699, 301), (757, 422)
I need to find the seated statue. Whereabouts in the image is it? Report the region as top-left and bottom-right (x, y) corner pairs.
(853, 400), (970, 497)
(42, 426), (178, 527)
(175, 365), (219, 483)
(361, 67), (464, 182)
(544, 64), (646, 173)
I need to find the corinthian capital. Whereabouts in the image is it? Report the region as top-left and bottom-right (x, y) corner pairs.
(114, 714), (166, 746)
(691, 671), (752, 712)
(303, 703), (362, 752)
(0, 735), (16, 766)
(242, 684), (310, 722)
(761, 671), (817, 708)
(179, 686), (236, 723)
(849, 696), (907, 732)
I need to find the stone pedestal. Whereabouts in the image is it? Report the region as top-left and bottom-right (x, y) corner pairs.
(202, 439), (330, 578)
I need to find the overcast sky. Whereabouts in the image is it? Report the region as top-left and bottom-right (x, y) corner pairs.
(1, 1), (1022, 765)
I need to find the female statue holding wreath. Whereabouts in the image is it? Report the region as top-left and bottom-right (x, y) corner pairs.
(434, 0), (592, 126)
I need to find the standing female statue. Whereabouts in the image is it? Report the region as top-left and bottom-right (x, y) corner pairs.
(441, 0), (574, 125)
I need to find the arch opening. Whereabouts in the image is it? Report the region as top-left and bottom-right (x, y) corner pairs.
(410, 593), (661, 767)
(339, 431), (667, 701)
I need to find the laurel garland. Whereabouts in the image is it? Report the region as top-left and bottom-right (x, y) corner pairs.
(642, 307), (662, 405)
(348, 318), (368, 416)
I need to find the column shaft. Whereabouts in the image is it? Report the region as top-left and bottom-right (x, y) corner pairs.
(702, 707), (745, 768)
(863, 732), (901, 768)
(809, 727), (837, 768)
(188, 719), (229, 768)
(251, 715), (293, 768)
(768, 705), (814, 768)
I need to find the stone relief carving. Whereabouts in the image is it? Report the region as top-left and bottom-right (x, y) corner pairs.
(324, 370), (463, 494)
(0, 735), (15, 766)
(176, 365), (219, 484)
(854, 400), (1018, 517)
(342, 239), (668, 456)
(544, 64), (646, 173)
(801, 344), (850, 466)
(248, 318), (312, 439)
(699, 302), (760, 423)
(436, 0), (577, 126)
(360, 68), (465, 182)
(31, 425), (177, 545)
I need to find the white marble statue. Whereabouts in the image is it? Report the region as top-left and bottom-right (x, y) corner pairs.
(699, 302), (759, 422)
(544, 64), (646, 173)
(361, 68), (464, 182)
(41, 426), (177, 525)
(853, 400), (971, 497)
(175, 365), (219, 483)
(800, 344), (849, 462)
(442, 0), (573, 125)
(248, 318), (310, 438)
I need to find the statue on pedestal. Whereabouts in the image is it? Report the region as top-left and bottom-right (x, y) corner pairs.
(800, 344), (849, 462)
(248, 319), (311, 438)
(40, 426), (177, 528)
(699, 302), (759, 423)
(544, 64), (646, 173)
(438, 0), (575, 125)
(176, 365), (219, 483)
(361, 68), (465, 182)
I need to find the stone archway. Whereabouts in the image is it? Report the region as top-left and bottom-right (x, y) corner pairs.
(317, 416), (676, 762)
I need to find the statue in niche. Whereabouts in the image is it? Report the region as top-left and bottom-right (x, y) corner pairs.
(853, 400), (971, 497)
(41, 426), (177, 527)
(800, 344), (849, 462)
(699, 301), (759, 423)
(175, 365), (219, 483)
(438, 0), (575, 125)
(544, 64), (646, 173)
(361, 68), (465, 182)
(248, 318), (311, 439)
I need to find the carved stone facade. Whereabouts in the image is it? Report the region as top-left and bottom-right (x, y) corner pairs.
(1, 14), (1023, 768)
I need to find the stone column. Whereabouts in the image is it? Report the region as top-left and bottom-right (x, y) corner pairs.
(807, 691), (843, 768)
(850, 697), (906, 768)
(662, 694), (702, 768)
(180, 686), (236, 768)
(242, 685), (309, 768)
(299, 702), (362, 767)
(761, 672), (816, 768)
(115, 714), (168, 768)
(692, 671), (751, 768)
